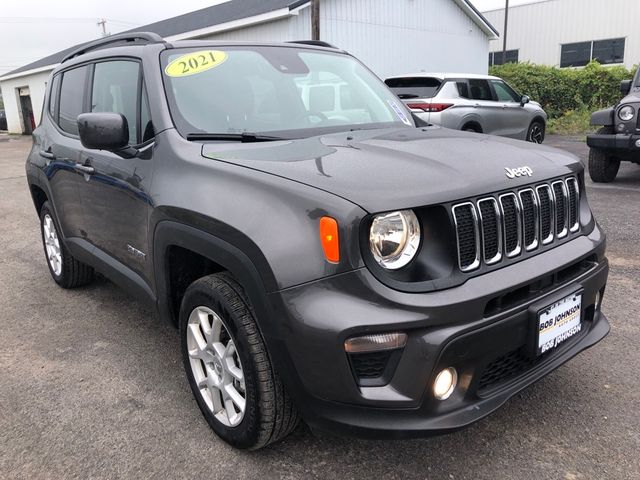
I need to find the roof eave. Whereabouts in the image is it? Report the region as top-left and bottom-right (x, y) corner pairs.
(453, 0), (500, 39)
(0, 64), (56, 82)
(166, 3), (308, 41)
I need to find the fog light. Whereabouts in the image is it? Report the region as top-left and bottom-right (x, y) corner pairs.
(344, 332), (407, 353)
(635, 139), (640, 148)
(433, 367), (457, 400)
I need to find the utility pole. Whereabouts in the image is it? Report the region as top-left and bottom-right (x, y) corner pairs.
(97, 18), (108, 37)
(502, 0), (509, 64)
(311, 0), (320, 41)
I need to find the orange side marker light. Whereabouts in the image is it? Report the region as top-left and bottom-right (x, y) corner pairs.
(319, 216), (340, 263)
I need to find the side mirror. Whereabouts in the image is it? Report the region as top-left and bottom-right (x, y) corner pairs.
(77, 112), (138, 158)
(620, 79), (632, 96)
(520, 95), (530, 107)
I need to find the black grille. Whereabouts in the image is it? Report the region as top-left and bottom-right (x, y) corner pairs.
(478, 199), (500, 262)
(477, 349), (539, 394)
(451, 177), (579, 272)
(453, 204), (478, 270)
(350, 351), (392, 379)
(553, 182), (567, 235)
(520, 190), (536, 248)
(500, 194), (520, 254)
(537, 186), (553, 242)
(566, 178), (579, 229)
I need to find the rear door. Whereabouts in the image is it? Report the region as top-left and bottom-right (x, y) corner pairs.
(467, 78), (503, 134)
(488, 79), (531, 139)
(40, 65), (91, 239)
(75, 59), (155, 282)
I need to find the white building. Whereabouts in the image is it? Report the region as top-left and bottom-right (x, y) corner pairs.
(483, 0), (639, 69)
(0, 0), (497, 134)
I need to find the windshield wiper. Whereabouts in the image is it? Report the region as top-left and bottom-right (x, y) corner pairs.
(186, 132), (287, 142)
(397, 93), (419, 99)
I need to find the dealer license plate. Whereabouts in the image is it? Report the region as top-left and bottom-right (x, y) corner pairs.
(537, 292), (582, 356)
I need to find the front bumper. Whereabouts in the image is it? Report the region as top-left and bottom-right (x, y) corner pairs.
(266, 226), (609, 438)
(586, 132), (640, 150)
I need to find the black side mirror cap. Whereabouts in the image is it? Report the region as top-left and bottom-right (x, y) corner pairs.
(520, 95), (530, 107)
(620, 79), (632, 96)
(77, 112), (138, 158)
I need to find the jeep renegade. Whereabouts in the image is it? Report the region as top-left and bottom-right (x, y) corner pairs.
(27, 32), (609, 449)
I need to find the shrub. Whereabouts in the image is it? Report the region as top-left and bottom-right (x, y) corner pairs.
(489, 61), (637, 120)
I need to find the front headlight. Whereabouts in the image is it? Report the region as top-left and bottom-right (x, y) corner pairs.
(369, 210), (421, 269)
(618, 105), (635, 121)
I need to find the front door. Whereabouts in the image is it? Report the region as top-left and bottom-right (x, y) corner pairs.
(488, 79), (531, 139)
(76, 59), (155, 282)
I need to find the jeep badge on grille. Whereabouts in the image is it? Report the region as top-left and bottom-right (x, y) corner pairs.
(505, 166), (534, 178)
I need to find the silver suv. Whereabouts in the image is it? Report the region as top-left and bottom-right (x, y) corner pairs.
(385, 73), (547, 143)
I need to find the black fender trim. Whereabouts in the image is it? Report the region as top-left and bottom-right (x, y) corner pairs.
(590, 107), (614, 126)
(152, 220), (308, 410)
(152, 220), (276, 333)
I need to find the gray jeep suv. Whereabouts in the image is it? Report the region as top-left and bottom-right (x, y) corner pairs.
(27, 32), (609, 449)
(587, 68), (640, 182)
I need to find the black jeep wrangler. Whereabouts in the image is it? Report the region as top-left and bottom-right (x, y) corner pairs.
(587, 68), (640, 182)
(27, 32), (609, 449)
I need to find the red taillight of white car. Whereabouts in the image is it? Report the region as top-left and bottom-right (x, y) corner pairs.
(406, 102), (453, 113)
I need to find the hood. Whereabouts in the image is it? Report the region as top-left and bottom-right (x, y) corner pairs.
(201, 127), (581, 213)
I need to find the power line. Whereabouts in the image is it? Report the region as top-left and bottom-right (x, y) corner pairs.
(0, 17), (139, 26)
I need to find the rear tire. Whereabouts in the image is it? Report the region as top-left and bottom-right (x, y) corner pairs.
(589, 127), (620, 183)
(39, 201), (94, 288)
(462, 124), (481, 133)
(179, 272), (299, 449)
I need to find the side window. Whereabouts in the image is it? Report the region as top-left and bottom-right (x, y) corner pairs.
(48, 75), (61, 121)
(456, 81), (470, 99)
(58, 66), (89, 135)
(91, 61), (140, 144)
(468, 79), (493, 101)
(490, 80), (521, 102)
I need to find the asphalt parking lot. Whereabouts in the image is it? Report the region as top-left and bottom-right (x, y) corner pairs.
(1, 134), (639, 479)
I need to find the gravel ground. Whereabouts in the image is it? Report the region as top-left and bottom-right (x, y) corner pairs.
(0, 134), (638, 479)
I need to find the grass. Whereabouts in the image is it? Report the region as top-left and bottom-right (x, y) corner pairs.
(547, 109), (598, 136)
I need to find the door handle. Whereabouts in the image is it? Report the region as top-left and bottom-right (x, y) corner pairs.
(39, 150), (56, 160)
(75, 164), (95, 174)
(474, 104), (480, 108)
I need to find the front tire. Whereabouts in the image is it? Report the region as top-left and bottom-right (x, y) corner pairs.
(589, 127), (620, 183)
(179, 272), (299, 449)
(527, 120), (545, 143)
(39, 201), (94, 288)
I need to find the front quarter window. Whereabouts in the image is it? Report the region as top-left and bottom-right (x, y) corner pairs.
(161, 46), (414, 138)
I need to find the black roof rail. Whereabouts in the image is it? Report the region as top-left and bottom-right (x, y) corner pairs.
(61, 32), (168, 63)
(287, 40), (338, 49)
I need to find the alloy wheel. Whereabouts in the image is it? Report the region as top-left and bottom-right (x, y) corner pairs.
(43, 214), (62, 276)
(186, 306), (246, 427)
(529, 123), (544, 143)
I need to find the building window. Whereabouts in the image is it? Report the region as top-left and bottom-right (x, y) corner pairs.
(593, 38), (625, 65)
(560, 38), (625, 68)
(488, 50), (519, 67)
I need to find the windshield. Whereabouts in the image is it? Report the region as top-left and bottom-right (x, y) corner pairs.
(161, 46), (414, 138)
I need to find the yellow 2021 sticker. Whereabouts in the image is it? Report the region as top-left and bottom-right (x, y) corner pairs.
(165, 50), (228, 77)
